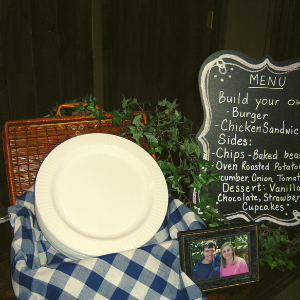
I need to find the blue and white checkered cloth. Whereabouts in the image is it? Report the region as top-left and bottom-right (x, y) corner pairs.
(8, 188), (207, 300)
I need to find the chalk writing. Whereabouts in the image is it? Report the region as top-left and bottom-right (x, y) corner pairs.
(193, 51), (300, 226)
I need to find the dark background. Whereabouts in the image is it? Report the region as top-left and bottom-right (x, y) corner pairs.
(0, 0), (299, 207)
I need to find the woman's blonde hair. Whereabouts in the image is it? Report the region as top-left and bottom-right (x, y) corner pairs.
(220, 242), (236, 268)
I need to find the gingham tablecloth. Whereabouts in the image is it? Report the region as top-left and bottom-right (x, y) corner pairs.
(8, 188), (207, 300)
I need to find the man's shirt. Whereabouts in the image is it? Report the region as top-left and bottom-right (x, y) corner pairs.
(193, 253), (221, 282)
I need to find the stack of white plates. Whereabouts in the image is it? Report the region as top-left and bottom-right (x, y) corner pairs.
(35, 133), (168, 260)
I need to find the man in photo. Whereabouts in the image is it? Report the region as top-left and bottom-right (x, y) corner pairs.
(193, 240), (221, 282)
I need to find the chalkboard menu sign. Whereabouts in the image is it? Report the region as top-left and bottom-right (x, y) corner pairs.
(192, 51), (300, 226)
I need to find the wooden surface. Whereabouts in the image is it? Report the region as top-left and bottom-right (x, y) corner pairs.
(1, 216), (299, 300)
(0, 221), (14, 300)
(0, 0), (93, 123)
(205, 254), (300, 300)
(265, 0), (300, 60)
(101, 0), (229, 128)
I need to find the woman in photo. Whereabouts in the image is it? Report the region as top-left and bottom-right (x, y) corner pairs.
(220, 241), (249, 277)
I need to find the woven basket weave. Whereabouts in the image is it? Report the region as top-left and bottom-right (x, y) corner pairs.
(2, 109), (154, 206)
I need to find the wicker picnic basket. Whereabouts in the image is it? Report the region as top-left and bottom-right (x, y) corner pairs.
(2, 104), (155, 206)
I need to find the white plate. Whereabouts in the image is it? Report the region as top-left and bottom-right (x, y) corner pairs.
(35, 207), (88, 260)
(35, 133), (168, 257)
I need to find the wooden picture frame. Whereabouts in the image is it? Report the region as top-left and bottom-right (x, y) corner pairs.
(178, 224), (259, 291)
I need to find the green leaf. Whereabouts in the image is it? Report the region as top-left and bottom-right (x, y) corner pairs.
(196, 159), (213, 169)
(280, 236), (287, 243)
(194, 191), (216, 216)
(166, 173), (185, 191)
(92, 108), (106, 122)
(166, 127), (180, 141)
(127, 126), (143, 143)
(188, 172), (206, 191)
(260, 223), (268, 228)
(205, 172), (220, 186)
(74, 103), (86, 112)
(132, 114), (143, 127)
(144, 132), (160, 152)
(147, 148), (156, 154)
(180, 138), (198, 155)
(157, 160), (177, 175)
(112, 109), (125, 124)
(121, 97), (132, 108)
(154, 146), (163, 154)
(269, 261), (278, 269)
(275, 258), (286, 266)
(287, 261), (296, 270)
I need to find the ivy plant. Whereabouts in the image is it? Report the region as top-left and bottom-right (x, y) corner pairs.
(111, 98), (220, 204)
(47, 94), (300, 272)
(48, 95), (224, 225)
(259, 223), (300, 271)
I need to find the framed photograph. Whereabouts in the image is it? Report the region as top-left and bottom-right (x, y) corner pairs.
(178, 224), (259, 291)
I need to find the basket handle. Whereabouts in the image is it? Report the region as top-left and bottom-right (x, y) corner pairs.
(56, 102), (114, 118)
(54, 103), (156, 159)
(55, 103), (147, 123)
